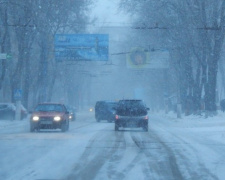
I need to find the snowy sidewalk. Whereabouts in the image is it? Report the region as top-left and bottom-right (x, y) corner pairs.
(0, 118), (29, 134)
(151, 111), (225, 141)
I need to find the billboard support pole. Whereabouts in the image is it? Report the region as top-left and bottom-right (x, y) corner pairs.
(15, 100), (21, 120)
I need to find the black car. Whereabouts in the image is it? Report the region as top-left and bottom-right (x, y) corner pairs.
(95, 101), (118, 122)
(0, 103), (28, 120)
(66, 105), (76, 121)
(114, 99), (149, 131)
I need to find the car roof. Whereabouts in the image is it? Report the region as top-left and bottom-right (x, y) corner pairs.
(119, 99), (142, 102)
(0, 103), (14, 105)
(37, 102), (65, 105)
(0, 103), (16, 107)
(96, 100), (117, 103)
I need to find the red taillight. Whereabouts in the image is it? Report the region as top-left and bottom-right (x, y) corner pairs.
(115, 115), (119, 120)
(144, 116), (148, 120)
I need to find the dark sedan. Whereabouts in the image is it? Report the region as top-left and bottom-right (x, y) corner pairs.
(0, 103), (28, 120)
(114, 99), (149, 131)
(95, 101), (118, 122)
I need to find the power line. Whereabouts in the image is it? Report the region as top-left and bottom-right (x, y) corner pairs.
(0, 22), (224, 31)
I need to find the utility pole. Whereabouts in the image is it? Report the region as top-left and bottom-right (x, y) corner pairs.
(177, 75), (182, 118)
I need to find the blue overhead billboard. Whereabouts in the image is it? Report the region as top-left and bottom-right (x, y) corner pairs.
(55, 34), (109, 61)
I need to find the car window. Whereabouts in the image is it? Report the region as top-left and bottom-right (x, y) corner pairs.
(118, 100), (145, 109)
(0, 105), (8, 110)
(35, 104), (65, 112)
(106, 102), (117, 109)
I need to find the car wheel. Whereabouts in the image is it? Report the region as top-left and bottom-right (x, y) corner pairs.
(143, 125), (148, 132)
(66, 121), (69, 131)
(30, 124), (35, 132)
(61, 121), (68, 132)
(9, 113), (15, 120)
(115, 124), (119, 131)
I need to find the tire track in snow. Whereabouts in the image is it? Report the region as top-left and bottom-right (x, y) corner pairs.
(104, 131), (144, 180)
(66, 127), (125, 180)
(148, 122), (219, 180)
(131, 132), (184, 180)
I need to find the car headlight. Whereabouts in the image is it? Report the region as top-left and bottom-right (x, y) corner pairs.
(32, 116), (39, 121)
(69, 115), (72, 119)
(54, 116), (61, 121)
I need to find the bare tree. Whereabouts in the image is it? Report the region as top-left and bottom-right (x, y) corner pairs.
(120, 0), (225, 115)
(0, 0), (92, 109)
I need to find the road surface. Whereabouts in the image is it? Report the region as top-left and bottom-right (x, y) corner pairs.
(0, 112), (224, 180)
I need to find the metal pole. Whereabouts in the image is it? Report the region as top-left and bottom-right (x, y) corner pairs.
(15, 100), (21, 120)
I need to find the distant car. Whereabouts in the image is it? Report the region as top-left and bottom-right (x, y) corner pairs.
(66, 105), (76, 121)
(89, 107), (94, 112)
(114, 99), (149, 131)
(30, 103), (70, 132)
(95, 101), (118, 122)
(0, 103), (28, 120)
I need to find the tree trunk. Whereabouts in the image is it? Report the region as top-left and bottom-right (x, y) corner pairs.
(37, 35), (49, 103)
(205, 65), (217, 111)
(23, 52), (31, 108)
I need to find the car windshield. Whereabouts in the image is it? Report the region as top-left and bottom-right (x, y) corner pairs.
(117, 100), (147, 116)
(35, 104), (64, 112)
(106, 102), (117, 109)
(118, 100), (145, 109)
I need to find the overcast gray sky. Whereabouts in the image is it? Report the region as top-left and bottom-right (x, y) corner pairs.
(91, 0), (130, 26)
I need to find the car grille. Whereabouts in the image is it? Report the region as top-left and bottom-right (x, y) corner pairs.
(40, 117), (53, 121)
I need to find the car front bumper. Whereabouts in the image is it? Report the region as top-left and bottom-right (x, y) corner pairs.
(30, 119), (65, 129)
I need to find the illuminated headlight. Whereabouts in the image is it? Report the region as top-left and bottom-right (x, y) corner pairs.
(32, 116), (39, 121)
(69, 115), (72, 119)
(54, 116), (61, 121)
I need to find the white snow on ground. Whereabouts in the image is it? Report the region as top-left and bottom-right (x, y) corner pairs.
(1, 110), (225, 179)
(0, 111), (102, 180)
(151, 111), (225, 180)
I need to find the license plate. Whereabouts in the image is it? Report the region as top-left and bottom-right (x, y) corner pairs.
(40, 121), (52, 125)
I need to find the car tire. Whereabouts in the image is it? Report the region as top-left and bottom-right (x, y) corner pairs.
(30, 124), (35, 132)
(8, 113), (15, 120)
(115, 124), (119, 131)
(61, 120), (69, 132)
(61, 123), (67, 132)
(143, 125), (148, 132)
(66, 121), (69, 131)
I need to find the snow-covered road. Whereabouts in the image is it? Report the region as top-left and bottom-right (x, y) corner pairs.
(1, 112), (225, 180)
